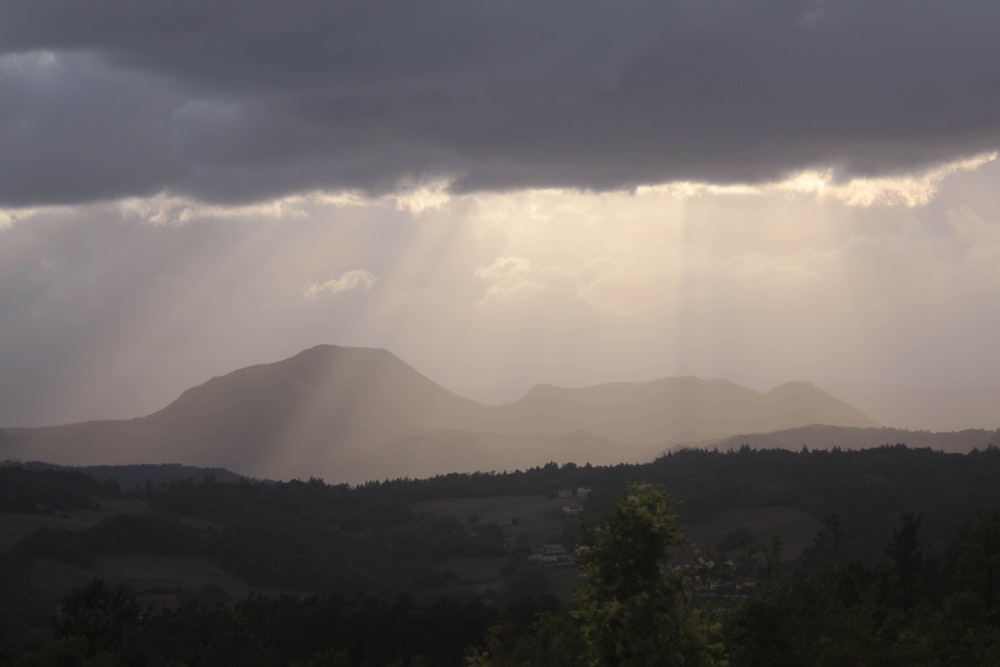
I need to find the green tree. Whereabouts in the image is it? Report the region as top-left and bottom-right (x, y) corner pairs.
(574, 483), (716, 666)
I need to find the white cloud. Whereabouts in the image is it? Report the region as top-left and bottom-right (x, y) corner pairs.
(0, 204), (53, 229)
(788, 153), (998, 207)
(305, 269), (377, 298)
(0, 151), (991, 235)
(639, 152), (998, 208)
(390, 181), (452, 215)
(0, 189), (370, 231)
(118, 191), (365, 226)
(474, 256), (541, 304)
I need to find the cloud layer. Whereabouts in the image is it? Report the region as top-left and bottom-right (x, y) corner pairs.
(3, 1), (1000, 206)
(2, 159), (999, 427)
(306, 269), (378, 298)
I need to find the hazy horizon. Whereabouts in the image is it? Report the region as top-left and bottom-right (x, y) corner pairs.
(2, 340), (999, 434)
(3, 2), (1000, 431)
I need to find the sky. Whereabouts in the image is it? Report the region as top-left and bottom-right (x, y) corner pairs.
(2, 1), (1000, 427)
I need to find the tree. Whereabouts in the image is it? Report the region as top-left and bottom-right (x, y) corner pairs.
(54, 579), (147, 662)
(885, 513), (922, 606)
(574, 483), (716, 666)
(949, 510), (1000, 618)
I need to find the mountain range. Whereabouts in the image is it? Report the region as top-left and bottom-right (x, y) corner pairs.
(0, 344), (878, 482)
(705, 424), (1000, 455)
(823, 382), (1000, 432)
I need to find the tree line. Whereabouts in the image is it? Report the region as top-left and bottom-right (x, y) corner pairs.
(6, 483), (1000, 665)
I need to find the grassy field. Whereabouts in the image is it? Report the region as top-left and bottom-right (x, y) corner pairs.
(413, 495), (567, 525)
(0, 497), (147, 551)
(92, 497), (147, 515)
(4, 497), (262, 605)
(0, 513), (94, 551)
(415, 494), (582, 599)
(29, 553), (260, 603)
(95, 553), (259, 596)
(413, 494), (573, 549)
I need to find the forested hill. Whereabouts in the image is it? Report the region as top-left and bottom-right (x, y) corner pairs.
(705, 424), (1000, 454)
(13, 462), (244, 488)
(5, 445), (1000, 581)
(3, 445), (1000, 663)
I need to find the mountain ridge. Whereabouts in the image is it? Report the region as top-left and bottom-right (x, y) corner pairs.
(1, 344), (878, 482)
(702, 424), (1000, 454)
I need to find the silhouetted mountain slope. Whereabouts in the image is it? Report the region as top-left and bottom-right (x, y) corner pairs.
(0, 419), (153, 469)
(141, 345), (493, 477)
(0, 345), (878, 482)
(493, 378), (876, 446)
(824, 382), (1000, 431)
(1, 346), (492, 480)
(704, 424), (1000, 454)
(346, 430), (646, 482)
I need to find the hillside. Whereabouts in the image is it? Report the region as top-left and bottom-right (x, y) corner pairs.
(0, 346), (496, 480)
(704, 424), (1000, 454)
(492, 378), (876, 446)
(1, 345), (878, 482)
(5, 447), (1000, 665)
(17, 462), (244, 488)
(824, 382), (1000, 431)
(140, 345), (494, 478)
(345, 430), (647, 482)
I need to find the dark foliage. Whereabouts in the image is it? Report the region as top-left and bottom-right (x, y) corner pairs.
(5, 446), (1000, 664)
(20, 585), (557, 667)
(0, 465), (112, 514)
(722, 510), (1000, 665)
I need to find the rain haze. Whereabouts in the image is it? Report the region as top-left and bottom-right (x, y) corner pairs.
(2, 0), (1000, 432)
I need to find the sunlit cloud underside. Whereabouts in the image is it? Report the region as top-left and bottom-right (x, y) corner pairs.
(1, 153), (999, 426)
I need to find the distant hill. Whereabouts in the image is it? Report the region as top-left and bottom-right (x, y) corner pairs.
(0, 345), (492, 481)
(823, 382), (1000, 431)
(0, 344), (878, 482)
(493, 378), (876, 447)
(703, 424), (1000, 454)
(345, 430), (644, 482)
(10, 461), (245, 487)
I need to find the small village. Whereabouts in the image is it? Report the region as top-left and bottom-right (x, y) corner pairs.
(519, 485), (760, 599)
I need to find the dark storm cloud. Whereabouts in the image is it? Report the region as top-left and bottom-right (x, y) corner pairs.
(2, 0), (1000, 206)
(0, 53), (180, 204)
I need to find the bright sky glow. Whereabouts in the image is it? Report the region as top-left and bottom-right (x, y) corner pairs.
(7, 155), (999, 428)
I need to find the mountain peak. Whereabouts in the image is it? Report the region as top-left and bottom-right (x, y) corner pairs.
(767, 380), (818, 394)
(0, 345), (877, 482)
(495, 374), (875, 448)
(294, 343), (394, 359)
